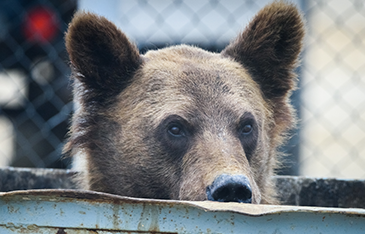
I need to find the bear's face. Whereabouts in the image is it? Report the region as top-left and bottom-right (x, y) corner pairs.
(65, 1), (304, 204)
(114, 47), (271, 203)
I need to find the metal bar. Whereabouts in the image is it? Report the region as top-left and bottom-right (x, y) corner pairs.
(1, 190), (364, 233)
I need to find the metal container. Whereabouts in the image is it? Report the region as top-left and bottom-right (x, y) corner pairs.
(1, 189), (364, 233)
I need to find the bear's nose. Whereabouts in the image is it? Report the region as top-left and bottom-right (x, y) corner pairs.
(206, 174), (252, 203)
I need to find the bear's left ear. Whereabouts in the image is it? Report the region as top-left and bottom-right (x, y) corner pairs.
(221, 1), (305, 100)
(65, 12), (142, 102)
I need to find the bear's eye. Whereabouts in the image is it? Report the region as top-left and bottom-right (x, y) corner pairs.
(241, 124), (253, 135)
(168, 124), (185, 137)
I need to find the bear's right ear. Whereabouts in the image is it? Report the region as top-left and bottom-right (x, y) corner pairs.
(65, 12), (142, 101)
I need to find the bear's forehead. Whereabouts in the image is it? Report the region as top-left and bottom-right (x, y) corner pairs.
(141, 45), (263, 102)
(142, 45), (252, 87)
(115, 45), (270, 128)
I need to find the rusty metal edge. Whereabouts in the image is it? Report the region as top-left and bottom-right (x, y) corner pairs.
(1, 189), (364, 217)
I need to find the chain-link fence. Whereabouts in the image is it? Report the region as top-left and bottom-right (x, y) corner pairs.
(0, 0), (76, 168)
(1, 0), (364, 179)
(300, 0), (365, 179)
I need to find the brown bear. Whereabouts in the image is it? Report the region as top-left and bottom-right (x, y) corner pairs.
(64, 1), (304, 204)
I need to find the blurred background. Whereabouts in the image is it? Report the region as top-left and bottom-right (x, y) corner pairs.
(0, 0), (364, 179)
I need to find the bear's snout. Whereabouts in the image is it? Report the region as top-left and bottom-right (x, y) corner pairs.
(206, 174), (252, 203)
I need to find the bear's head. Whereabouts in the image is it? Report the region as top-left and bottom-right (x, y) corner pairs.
(64, 1), (304, 204)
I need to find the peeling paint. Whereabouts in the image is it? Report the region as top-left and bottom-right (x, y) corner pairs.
(0, 189), (364, 233)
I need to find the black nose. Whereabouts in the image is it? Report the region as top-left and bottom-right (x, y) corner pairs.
(206, 174), (252, 203)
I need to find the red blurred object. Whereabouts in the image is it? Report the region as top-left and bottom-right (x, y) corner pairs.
(23, 6), (59, 44)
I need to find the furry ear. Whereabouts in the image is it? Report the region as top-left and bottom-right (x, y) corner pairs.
(65, 12), (142, 102)
(222, 1), (305, 100)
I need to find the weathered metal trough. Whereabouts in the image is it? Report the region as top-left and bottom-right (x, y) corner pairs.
(1, 167), (365, 233)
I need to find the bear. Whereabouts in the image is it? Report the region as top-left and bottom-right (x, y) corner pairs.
(64, 1), (304, 204)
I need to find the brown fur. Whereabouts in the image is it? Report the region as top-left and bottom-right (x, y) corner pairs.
(64, 1), (304, 204)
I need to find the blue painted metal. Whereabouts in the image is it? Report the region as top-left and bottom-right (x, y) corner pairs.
(0, 189), (364, 233)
